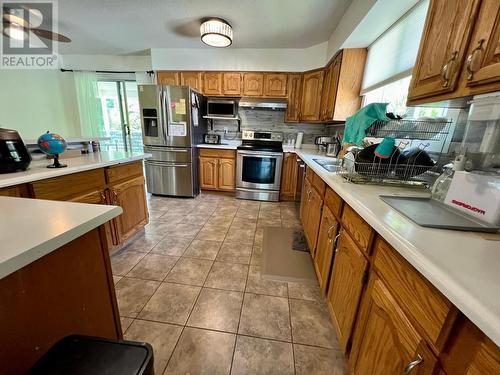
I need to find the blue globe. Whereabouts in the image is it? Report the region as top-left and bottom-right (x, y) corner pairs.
(37, 132), (67, 155)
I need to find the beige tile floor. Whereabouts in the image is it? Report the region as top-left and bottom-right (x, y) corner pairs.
(112, 192), (347, 375)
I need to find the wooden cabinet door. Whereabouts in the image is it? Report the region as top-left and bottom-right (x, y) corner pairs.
(326, 55), (341, 120)
(408, 0), (480, 101)
(199, 156), (218, 190)
(350, 276), (439, 375)
(203, 72), (222, 96)
(464, 0), (500, 88)
(300, 177), (311, 226)
(243, 73), (264, 96)
(69, 190), (117, 250)
(218, 158), (235, 191)
(157, 71), (180, 85)
(305, 186), (323, 253)
(180, 71), (203, 92)
(314, 205), (339, 293)
(285, 73), (303, 122)
(0, 184), (30, 197)
(300, 69), (324, 122)
(320, 65), (332, 121)
(222, 72), (241, 95)
(110, 176), (149, 244)
(263, 73), (287, 97)
(280, 153), (298, 200)
(326, 230), (368, 351)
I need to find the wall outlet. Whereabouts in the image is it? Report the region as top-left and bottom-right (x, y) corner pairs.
(224, 127), (228, 134)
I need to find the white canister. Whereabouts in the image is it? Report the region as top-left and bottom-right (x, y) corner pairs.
(295, 132), (303, 149)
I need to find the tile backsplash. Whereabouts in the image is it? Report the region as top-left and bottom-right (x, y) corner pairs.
(209, 109), (328, 144)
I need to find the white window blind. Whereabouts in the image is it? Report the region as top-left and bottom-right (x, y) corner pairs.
(361, 0), (429, 94)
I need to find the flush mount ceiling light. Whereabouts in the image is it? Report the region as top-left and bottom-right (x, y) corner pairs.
(200, 18), (233, 48)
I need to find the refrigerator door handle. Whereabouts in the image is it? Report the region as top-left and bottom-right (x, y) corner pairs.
(162, 87), (169, 138)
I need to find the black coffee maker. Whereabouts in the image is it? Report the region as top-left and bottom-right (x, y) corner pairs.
(0, 128), (32, 173)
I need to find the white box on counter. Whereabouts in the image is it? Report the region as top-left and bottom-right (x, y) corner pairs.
(444, 171), (500, 226)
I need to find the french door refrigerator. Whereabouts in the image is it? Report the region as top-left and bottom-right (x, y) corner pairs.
(139, 85), (207, 197)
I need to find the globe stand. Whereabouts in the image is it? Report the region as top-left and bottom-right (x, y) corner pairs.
(47, 154), (67, 168)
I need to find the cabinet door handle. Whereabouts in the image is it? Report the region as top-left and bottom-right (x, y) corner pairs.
(111, 190), (118, 204)
(100, 191), (106, 204)
(441, 50), (458, 87)
(327, 224), (337, 239)
(333, 230), (342, 252)
(403, 354), (423, 374)
(466, 39), (485, 80)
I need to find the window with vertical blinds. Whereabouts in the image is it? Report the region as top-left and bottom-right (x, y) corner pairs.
(361, 0), (429, 94)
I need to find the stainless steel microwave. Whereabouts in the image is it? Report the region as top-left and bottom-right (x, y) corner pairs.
(206, 98), (238, 119)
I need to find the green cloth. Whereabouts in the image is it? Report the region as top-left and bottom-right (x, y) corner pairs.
(343, 103), (390, 146)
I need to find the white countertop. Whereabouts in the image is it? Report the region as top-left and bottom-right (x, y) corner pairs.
(295, 148), (500, 346)
(0, 197), (122, 279)
(0, 151), (150, 188)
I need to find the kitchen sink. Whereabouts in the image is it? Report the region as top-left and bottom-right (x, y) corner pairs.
(313, 158), (342, 173)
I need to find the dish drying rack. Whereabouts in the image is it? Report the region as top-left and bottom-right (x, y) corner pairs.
(340, 118), (453, 188)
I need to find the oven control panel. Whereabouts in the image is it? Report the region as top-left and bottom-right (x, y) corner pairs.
(242, 130), (283, 142)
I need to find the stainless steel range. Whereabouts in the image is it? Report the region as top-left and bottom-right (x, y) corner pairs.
(236, 130), (284, 202)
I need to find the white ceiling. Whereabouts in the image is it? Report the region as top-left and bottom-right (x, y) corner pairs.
(56, 0), (352, 55)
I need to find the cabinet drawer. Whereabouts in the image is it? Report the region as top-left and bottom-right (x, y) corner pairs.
(106, 161), (144, 184)
(324, 187), (343, 218)
(373, 237), (457, 350)
(312, 173), (326, 197)
(341, 204), (374, 253)
(199, 148), (236, 159)
(31, 169), (106, 200)
(0, 184), (31, 198)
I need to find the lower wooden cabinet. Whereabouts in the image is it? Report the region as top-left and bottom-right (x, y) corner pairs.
(349, 275), (439, 375)
(199, 149), (236, 192)
(0, 184), (30, 197)
(69, 189), (116, 250)
(280, 152), (298, 201)
(313, 204), (339, 293)
(218, 158), (236, 191)
(326, 229), (368, 351)
(109, 175), (149, 244)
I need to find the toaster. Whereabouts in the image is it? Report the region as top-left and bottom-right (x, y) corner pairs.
(0, 128), (32, 173)
(204, 133), (221, 144)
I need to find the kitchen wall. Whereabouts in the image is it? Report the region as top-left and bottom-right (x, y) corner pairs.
(210, 108), (328, 144)
(0, 70), (81, 140)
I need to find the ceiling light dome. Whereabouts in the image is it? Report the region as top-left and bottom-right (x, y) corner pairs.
(200, 18), (233, 48)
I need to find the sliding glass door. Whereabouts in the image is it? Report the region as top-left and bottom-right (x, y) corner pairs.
(97, 80), (142, 153)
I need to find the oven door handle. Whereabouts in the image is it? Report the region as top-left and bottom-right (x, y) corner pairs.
(237, 150), (283, 157)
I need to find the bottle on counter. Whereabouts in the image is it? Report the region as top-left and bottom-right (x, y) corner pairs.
(295, 132), (303, 149)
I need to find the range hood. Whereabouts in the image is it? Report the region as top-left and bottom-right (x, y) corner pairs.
(238, 97), (287, 110)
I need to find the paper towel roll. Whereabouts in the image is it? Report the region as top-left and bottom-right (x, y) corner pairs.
(295, 132), (303, 149)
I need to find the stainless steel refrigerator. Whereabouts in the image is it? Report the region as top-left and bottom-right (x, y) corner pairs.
(139, 85), (207, 197)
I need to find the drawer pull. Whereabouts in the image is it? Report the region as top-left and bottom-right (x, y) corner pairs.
(327, 224), (337, 239)
(466, 39), (485, 80)
(441, 50), (457, 87)
(403, 354), (423, 374)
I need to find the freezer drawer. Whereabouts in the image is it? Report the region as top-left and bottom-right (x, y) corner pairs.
(144, 160), (194, 197)
(144, 146), (193, 163)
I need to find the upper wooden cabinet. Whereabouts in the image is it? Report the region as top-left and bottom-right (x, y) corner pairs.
(263, 73), (287, 97)
(203, 72), (223, 96)
(407, 0), (480, 102)
(284, 73), (303, 122)
(157, 71), (180, 85)
(300, 69), (324, 122)
(464, 0), (500, 88)
(320, 49), (366, 122)
(349, 275), (439, 374)
(180, 71), (203, 92)
(222, 72), (241, 95)
(243, 73), (264, 96)
(408, 0), (500, 104)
